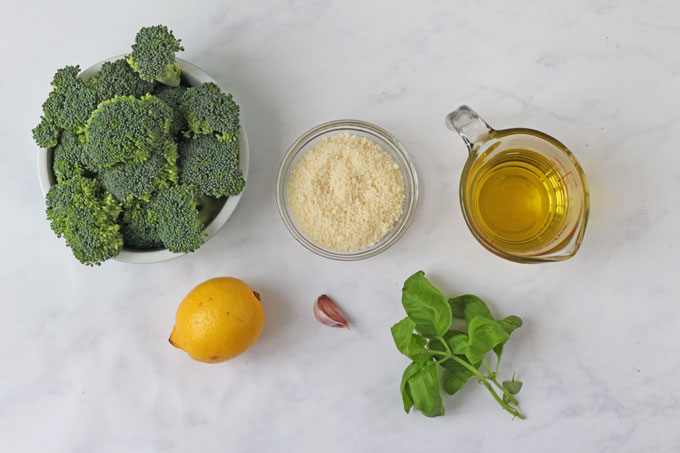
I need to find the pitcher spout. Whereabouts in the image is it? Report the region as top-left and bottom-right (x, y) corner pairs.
(446, 105), (494, 153)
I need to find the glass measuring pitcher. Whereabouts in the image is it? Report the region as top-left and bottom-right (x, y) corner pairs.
(446, 105), (589, 263)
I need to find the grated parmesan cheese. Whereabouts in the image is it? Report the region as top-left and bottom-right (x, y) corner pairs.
(287, 133), (405, 252)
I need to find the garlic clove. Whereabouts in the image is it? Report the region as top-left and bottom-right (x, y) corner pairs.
(314, 294), (351, 331)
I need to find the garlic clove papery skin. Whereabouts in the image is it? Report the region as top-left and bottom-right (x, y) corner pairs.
(314, 294), (351, 331)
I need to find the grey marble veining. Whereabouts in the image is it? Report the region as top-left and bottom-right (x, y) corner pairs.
(1, 0), (679, 451)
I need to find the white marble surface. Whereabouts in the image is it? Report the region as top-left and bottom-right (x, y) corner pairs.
(1, 0), (679, 451)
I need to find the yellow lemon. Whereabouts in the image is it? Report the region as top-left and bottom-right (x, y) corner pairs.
(169, 277), (265, 363)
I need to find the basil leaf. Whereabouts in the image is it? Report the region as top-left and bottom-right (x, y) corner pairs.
(400, 361), (425, 413)
(446, 331), (469, 355)
(402, 271), (452, 338)
(497, 315), (523, 335)
(448, 294), (492, 325)
(407, 361), (445, 417)
(441, 358), (479, 395)
(448, 295), (473, 318)
(503, 379), (523, 395)
(407, 334), (429, 362)
(391, 317), (430, 362)
(463, 316), (509, 363)
(391, 317), (416, 354)
(493, 315), (523, 357)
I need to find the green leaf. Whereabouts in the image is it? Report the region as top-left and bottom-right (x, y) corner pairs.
(497, 315), (523, 335)
(391, 318), (430, 362)
(448, 294), (492, 325)
(446, 331), (469, 355)
(402, 271), (452, 338)
(400, 361), (425, 413)
(407, 361), (445, 417)
(391, 317), (416, 354)
(503, 379), (523, 395)
(406, 334), (430, 362)
(463, 316), (510, 363)
(441, 357), (480, 395)
(493, 315), (523, 358)
(448, 295), (475, 318)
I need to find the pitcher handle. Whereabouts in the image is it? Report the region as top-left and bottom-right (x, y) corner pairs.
(446, 105), (494, 153)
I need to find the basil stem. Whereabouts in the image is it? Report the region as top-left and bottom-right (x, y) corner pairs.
(436, 336), (525, 419)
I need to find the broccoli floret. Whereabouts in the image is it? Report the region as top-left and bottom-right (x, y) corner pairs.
(38, 66), (99, 137)
(90, 59), (155, 101)
(148, 185), (203, 253)
(179, 134), (244, 198)
(53, 144), (84, 183)
(52, 131), (95, 183)
(99, 141), (178, 204)
(120, 202), (163, 249)
(46, 175), (123, 265)
(127, 25), (184, 87)
(179, 82), (240, 142)
(84, 94), (174, 169)
(153, 84), (188, 136)
(33, 117), (61, 148)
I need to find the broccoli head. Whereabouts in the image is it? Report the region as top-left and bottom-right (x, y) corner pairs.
(33, 117), (61, 148)
(35, 65), (99, 140)
(127, 25), (184, 87)
(90, 58), (155, 101)
(148, 185), (203, 253)
(120, 201), (163, 249)
(179, 134), (244, 198)
(46, 175), (123, 266)
(153, 84), (188, 136)
(99, 141), (178, 204)
(121, 194), (224, 251)
(179, 82), (240, 142)
(84, 94), (174, 169)
(52, 131), (95, 183)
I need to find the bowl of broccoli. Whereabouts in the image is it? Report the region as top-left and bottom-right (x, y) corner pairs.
(34, 25), (249, 265)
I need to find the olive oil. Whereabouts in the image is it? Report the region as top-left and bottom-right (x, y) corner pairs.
(465, 149), (568, 250)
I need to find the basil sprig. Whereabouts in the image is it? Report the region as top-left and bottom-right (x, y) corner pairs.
(391, 271), (526, 419)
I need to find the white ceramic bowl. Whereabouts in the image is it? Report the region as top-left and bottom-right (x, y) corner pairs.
(37, 57), (249, 264)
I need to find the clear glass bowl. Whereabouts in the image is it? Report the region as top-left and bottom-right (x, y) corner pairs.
(276, 120), (418, 260)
